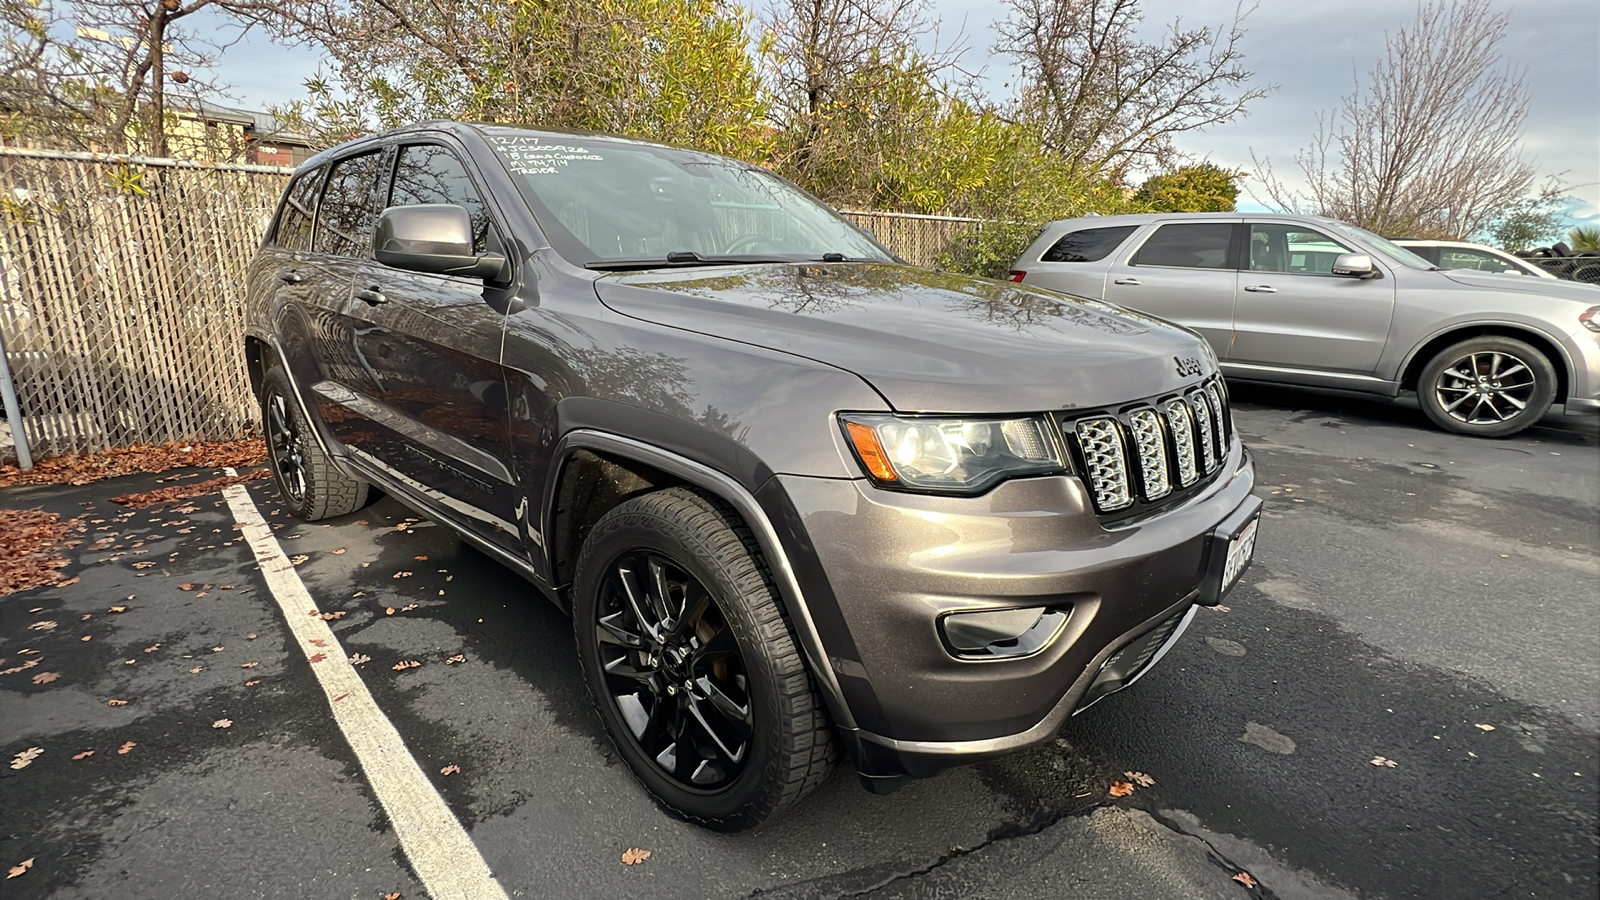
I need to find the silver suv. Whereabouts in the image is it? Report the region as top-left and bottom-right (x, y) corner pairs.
(1011, 213), (1600, 437)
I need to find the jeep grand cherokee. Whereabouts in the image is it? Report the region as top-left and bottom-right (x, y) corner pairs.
(244, 122), (1261, 830)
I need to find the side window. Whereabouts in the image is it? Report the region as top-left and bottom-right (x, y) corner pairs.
(1131, 223), (1235, 270)
(389, 144), (491, 254)
(1248, 224), (1354, 275)
(315, 151), (383, 257)
(272, 166), (322, 251)
(1041, 225), (1138, 262)
(1439, 249), (1517, 274)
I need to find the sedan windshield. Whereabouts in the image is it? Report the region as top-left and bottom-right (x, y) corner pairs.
(1325, 221), (1436, 271)
(482, 130), (892, 267)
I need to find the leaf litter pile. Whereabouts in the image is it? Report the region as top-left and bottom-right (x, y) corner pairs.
(0, 508), (84, 597)
(0, 438), (266, 488)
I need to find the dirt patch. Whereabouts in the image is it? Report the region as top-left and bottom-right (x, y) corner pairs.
(0, 438), (266, 489)
(0, 507), (85, 596)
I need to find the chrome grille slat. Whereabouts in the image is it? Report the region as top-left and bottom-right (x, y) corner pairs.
(1164, 400), (1199, 487)
(1204, 384), (1227, 452)
(1128, 409), (1171, 501)
(1189, 391), (1217, 473)
(1075, 418), (1133, 511)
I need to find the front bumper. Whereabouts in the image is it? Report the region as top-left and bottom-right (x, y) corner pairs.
(773, 441), (1257, 779)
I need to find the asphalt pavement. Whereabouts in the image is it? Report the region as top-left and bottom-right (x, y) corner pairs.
(2, 387), (1596, 900)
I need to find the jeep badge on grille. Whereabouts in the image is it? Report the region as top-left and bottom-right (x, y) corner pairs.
(1174, 356), (1203, 377)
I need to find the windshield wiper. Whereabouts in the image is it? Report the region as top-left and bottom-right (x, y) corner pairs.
(585, 251), (786, 271)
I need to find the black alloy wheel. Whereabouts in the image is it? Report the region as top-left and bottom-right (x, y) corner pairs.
(265, 384), (308, 505)
(572, 487), (837, 830)
(594, 550), (753, 789)
(258, 367), (370, 520)
(1418, 336), (1556, 437)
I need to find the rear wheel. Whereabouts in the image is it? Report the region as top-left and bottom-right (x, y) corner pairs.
(260, 367), (369, 519)
(1417, 337), (1556, 437)
(572, 487), (837, 830)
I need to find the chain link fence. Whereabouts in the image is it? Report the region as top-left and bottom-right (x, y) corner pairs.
(1527, 256), (1600, 285)
(0, 149), (988, 464)
(0, 148), (289, 461)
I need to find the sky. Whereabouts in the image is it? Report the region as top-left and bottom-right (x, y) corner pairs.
(201, 0), (1599, 234)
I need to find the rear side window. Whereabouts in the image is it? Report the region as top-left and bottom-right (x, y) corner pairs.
(1132, 223), (1235, 270)
(272, 167), (322, 251)
(389, 144), (491, 254)
(1041, 225), (1138, 262)
(315, 151), (383, 257)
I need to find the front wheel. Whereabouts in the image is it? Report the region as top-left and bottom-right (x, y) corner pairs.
(1417, 337), (1556, 437)
(572, 487), (837, 831)
(260, 366), (370, 520)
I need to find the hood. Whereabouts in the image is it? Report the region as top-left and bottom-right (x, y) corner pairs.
(594, 262), (1215, 414)
(1440, 270), (1600, 299)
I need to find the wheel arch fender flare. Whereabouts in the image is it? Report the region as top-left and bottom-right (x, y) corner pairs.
(543, 428), (858, 732)
(244, 330), (344, 464)
(1398, 322), (1573, 399)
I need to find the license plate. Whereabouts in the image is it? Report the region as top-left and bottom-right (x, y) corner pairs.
(1220, 517), (1258, 595)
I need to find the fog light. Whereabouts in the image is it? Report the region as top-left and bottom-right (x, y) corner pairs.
(940, 607), (1069, 659)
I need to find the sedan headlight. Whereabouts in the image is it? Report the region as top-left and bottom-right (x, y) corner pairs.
(840, 413), (1065, 494)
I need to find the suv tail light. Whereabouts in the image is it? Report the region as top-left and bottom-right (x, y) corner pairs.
(1581, 306), (1600, 332)
(1007, 270), (1026, 282)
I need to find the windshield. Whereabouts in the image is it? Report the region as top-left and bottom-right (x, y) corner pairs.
(1324, 221), (1436, 270)
(482, 130), (892, 266)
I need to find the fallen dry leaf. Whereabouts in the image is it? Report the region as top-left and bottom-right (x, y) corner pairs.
(240, 662), (258, 669)
(0, 657), (42, 675)
(385, 607), (396, 615)
(132, 561), (155, 568)
(72, 751), (94, 760)
(117, 741), (136, 754)
(1232, 871), (1258, 889)
(349, 653), (371, 665)
(332, 548), (347, 555)
(320, 611), (346, 621)
(211, 646), (225, 653)
(106, 699), (128, 707)
(58, 577), (80, 587)
(307, 653), (327, 663)
(392, 660), (421, 671)
(621, 848), (651, 866)
(1108, 780), (1135, 797)
(10, 747), (43, 770)
(244, 680), (260, 686)
(109, 606), (127, 613)
(27, 621), (57, 632)
(440, 764), (461, 776)
(179, 583), (194, 591)
(401, 603), (418, 612)
(393, 571), (413, 578)
(145, 643), (161, 652)
(7, 857), (34, 879)
(1476, 724), (1495, 732)
(1125, 771), (1155, 788)
(1211, 604), (1231, 613)
(213, 719), (232, 729)
(246, 633), (258, 639)
(445, 654), (465, 665)
(189, 666), (204, 674)
(290, 555), (309, 566)
(384, 893), (400, 900)
(32, 671), (60, 685)
(414, 555), (428, 561)
(1371, 756), (1397, 768)
(310, 639), (328, 647)
(80, 635), (92, 642)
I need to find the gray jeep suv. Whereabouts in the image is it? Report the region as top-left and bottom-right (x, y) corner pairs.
(1011, 213), (1600, 437)
(244, 123), (1261, 829)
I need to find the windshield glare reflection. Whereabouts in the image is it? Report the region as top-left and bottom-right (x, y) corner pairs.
(484, 131), (892, 266)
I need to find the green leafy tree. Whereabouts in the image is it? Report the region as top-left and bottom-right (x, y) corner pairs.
(1478, 182), (1568, 251)
(1134, 163), (1240, 212)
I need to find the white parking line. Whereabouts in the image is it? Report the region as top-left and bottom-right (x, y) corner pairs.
(223, 483), (510, 900)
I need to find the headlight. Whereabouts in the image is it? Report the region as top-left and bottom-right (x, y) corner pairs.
(839, 413), (1065, 493)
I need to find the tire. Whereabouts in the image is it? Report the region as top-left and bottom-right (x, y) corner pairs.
(1417, 337), (1556, 437)
(572, 487), (838, 831)
(259, 366), (369, 520)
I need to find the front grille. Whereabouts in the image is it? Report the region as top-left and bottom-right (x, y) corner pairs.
(1064, 377), (1232, 517)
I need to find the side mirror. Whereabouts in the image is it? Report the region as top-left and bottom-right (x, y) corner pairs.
(374, 204), (507, 281)
(1331, 253), (1378, 279)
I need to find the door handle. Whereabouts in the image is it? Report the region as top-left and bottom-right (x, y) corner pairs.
(1244, 284), (1278, 293)
(1112, 277), (1141, 286)
(355, 288), (388, 305)
(280, 270), (303, 284)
